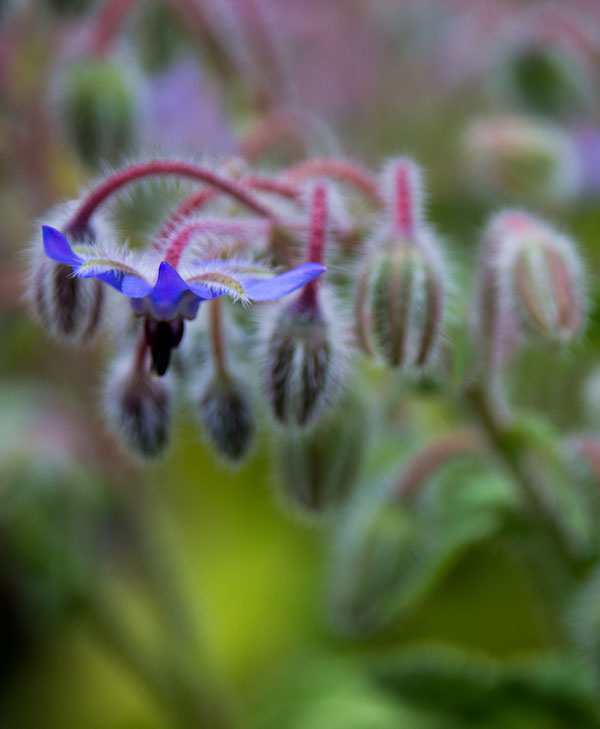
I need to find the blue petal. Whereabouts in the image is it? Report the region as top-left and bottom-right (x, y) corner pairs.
(148, 262), (198, 320)
(186, 283), (225, 300)
(122, 275), (153, 297)
(243, 262), (326, 301)
(96, 271), (125, 291)
(42, 226), (81, 266)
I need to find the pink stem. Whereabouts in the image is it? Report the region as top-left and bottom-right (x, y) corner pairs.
(394, 162), (416, 238)
(283, 158), (383, 206)
(163, 218), (272, 268)
(154, 175), (298, 246)
(65, 160), (277, 237)
(296, 184), (327, 309)
(395, 430), (484, 503)
(244, 175), (298, 199)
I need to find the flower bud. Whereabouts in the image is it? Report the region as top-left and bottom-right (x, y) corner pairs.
(27, 206), (111, 343)
(329, 492), (416, 635)
(197, 373), (255, 463)
(274, 388), (368, 517)
(463, 115), (581, 205)
(103, 349), (172, 458)
(59, 59), (136, 168)
(264, 288), (344, 426)
(490, 210), (585, 343)
(356, 238), (444, 371)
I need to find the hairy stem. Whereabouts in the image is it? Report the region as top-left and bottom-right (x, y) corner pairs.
(65, 160), (277, 236)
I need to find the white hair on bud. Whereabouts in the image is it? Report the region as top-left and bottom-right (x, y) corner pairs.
(484, 208), (586, 343)
(102, 347), (173, 459)
(259, 283), (351, 427)
(24, 200), (119, 344)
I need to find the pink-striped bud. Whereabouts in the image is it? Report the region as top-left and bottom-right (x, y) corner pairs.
(355, 158), (445, 370)
(487, 210), (585, 343)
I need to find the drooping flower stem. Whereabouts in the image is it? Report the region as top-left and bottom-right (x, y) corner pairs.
(296, 184), (328, 310)
(163, 218), (272, 268)
(209, 299), (228, 377)
(156, 176), (298, 243)
(283, 158), (383, 206)
(65, 160), (278, 237)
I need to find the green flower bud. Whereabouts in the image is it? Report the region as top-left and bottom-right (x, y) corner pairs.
(59, 58), (136, 168)
(274, 389), (368, 517)
(264, 289), (345, 427)
(491, 210), (585, 343)
(103, 349), (172, 459)
(329, 491), (416, 635)
(356, 239), (444, 371)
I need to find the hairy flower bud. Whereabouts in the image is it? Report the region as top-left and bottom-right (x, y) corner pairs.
(197, 373), (255, 463)
(27, 205), (111, 343)
(463, 115), (581, 204)
(264, 289), (344, 427)
(103, 348), (172, 458)
(274, 388), (368, 517)
(329, 492), (416, 635)
(489, 210), (585, 343)
(356, 239), (445, 370)
(59, 59), (136, 168)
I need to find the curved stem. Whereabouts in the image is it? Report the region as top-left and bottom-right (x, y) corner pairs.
(296, 184), (328, 309)
(394, 430), (484, 503)
(155, 176), (298, 245)
(163, 218), (272, 268)
(283, 158), (383, 206)
(65, 161), (278, 236)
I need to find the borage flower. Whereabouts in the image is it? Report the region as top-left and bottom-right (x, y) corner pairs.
(41, 225), (325, 375)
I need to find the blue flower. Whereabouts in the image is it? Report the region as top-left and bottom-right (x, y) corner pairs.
(42, 225), (325, 373)
(43, 225), (325, 314)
